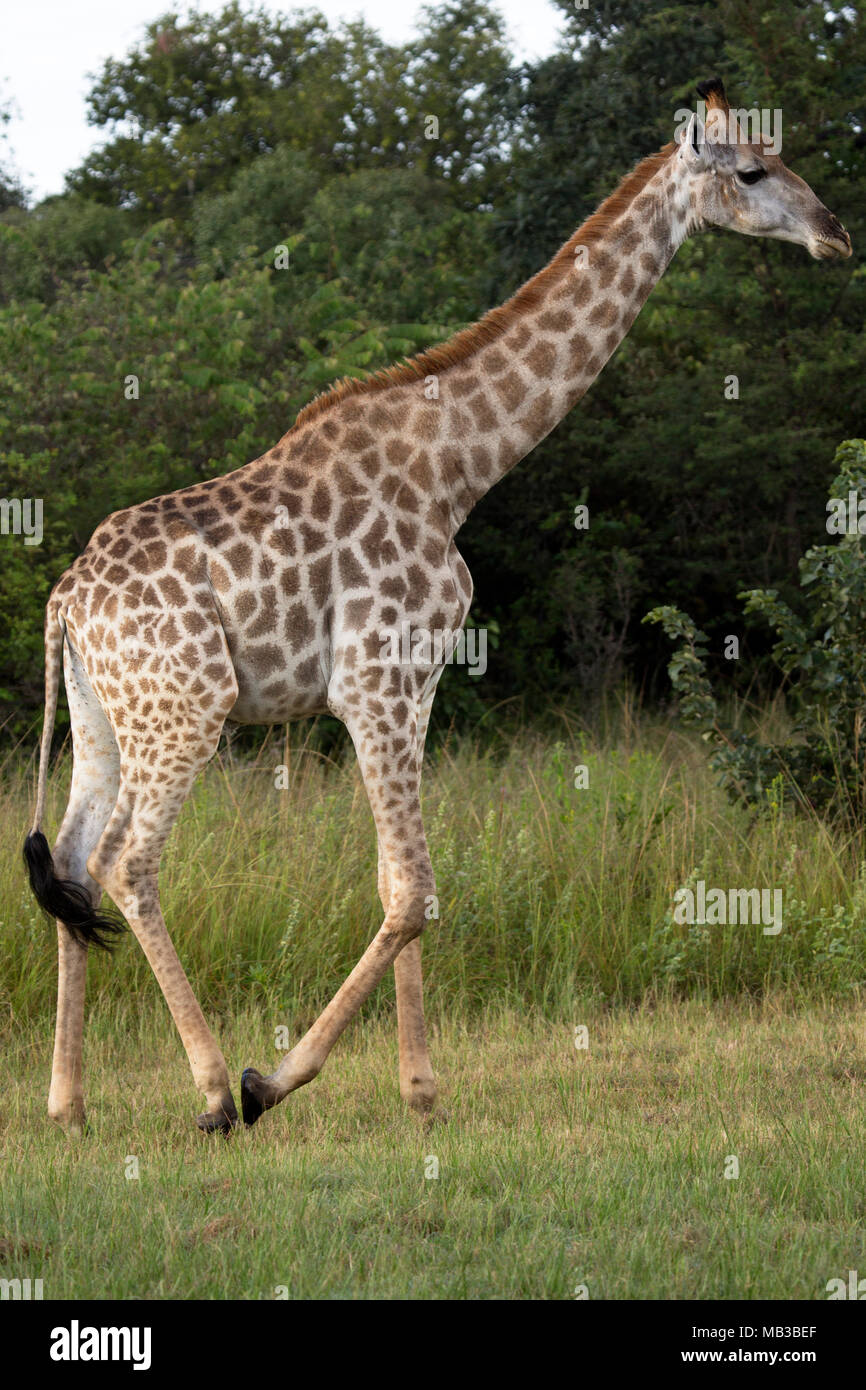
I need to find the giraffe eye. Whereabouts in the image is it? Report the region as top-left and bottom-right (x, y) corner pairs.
(738, 168), (767, 186)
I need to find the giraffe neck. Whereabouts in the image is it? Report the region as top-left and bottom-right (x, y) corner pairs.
(427, 144), (692, 531)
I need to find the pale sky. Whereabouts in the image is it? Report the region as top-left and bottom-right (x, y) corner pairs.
(1, 0), (566, 202)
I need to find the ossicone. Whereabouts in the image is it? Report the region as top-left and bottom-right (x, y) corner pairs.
(696, 77), (729, 115)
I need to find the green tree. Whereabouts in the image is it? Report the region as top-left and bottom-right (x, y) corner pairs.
(0, 85), (26, 212)
(2, 0), (864, 736)
(463, 0), (865, 708)
(67, 1), (512, 220)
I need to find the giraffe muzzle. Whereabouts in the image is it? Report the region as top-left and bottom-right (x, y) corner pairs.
(811, 212), (852, 260)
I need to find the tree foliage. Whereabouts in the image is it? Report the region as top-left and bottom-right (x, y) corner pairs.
(1, 0), (864, 742)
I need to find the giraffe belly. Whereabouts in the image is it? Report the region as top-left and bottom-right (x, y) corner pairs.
(226, 658), (329, 725)
(222, 629), (330, 724)
(215, 573), (331, 724)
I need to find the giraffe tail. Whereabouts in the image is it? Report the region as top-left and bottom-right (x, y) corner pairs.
(23, 601), (125, 951)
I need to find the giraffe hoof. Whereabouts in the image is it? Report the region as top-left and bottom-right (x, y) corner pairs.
(196, 1100), (238, 1136)
(49, 1101), (88, 1137)
(241, 1068), (272, 1127)
(58, 1119), (89, 1141)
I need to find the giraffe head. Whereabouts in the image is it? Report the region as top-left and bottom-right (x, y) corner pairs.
(677, 78), (851, 260)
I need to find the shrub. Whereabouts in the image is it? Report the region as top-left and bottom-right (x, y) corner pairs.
(645, 439), (866, 819)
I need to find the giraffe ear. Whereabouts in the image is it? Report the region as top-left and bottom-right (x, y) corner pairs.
(679, 112), (713, 170)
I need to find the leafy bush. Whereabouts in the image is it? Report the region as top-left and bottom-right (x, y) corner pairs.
(192, 147), (321, 272)
(645, 439), (866, 818)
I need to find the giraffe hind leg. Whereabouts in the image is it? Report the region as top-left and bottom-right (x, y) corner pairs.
(391, 676), (439, 1115)
(25, 645), (125, 953)
(87, 660), (240, 1135)
(40, 643), (122, 1134)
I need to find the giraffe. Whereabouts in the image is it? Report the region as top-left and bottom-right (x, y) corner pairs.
(25, 80), (851, 1136)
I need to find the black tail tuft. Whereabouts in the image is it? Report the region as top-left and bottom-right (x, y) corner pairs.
(23, 830), (126, 952)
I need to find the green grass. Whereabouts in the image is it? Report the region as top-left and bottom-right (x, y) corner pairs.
(2, 713), (865, 1299)
(1, 999), (865, 1299)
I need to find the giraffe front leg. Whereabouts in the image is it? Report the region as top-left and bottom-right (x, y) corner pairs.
(242, 686), (435, 1125)
(391, 678), (439, 1115)
(394, 938), (437, 1114)
(381, 843), (436, 1114)
(241, 879), (432, 1124)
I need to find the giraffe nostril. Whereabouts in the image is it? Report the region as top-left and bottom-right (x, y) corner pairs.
(822, 213), (850, 249)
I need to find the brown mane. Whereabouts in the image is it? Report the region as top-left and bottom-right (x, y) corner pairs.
(290, 142), (676, 432)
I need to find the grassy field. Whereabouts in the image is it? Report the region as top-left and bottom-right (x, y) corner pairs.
(1, 711), (865, 1299)
(3, 709), (866, 1018)
(1, 1000), (865, 1299)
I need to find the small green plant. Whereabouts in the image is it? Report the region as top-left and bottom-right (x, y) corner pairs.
(645, 439), (866, 818)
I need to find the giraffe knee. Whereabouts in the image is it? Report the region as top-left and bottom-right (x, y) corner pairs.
(101, 858), (158, 920)
(388, 869), (435, 944)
